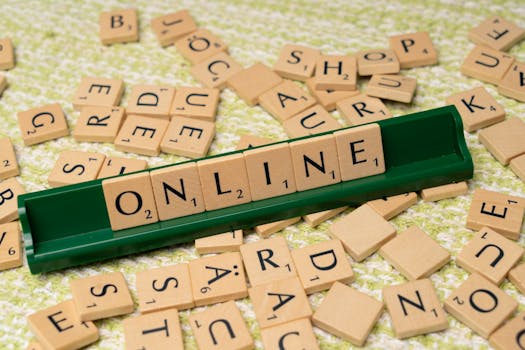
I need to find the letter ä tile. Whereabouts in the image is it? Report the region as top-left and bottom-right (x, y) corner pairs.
(123, 309), (183, 350)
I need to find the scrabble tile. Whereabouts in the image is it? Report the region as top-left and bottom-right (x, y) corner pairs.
(283, 104), (342, 138)
(336, 93), (391, 126)
(0, 178), (25, 224)
(469, 16), (525, 51)
(445, 86), (505, 132)
(123, 309), (183, 350)
(0, 138), (19, 180)
(457, 227), (523, 285)
(254, 217), (301, 238)
(460, 45), (515, 85)
(382, 279), (448, 339)
(170, 86), (220, 121)
(510, 154), (525, 182)
(444, 273), (518, 338)
(303, 206), (348, 227)
(366, 74), (417, 103)
(160, 116), (215, 158)
(197, 154), (252, 211)
(240, 237), (297, 286)
(48, 151), (105, 187)
(479, 118), (525, 165)
(249, 276), (311, 328)
(126, 85), (176, 119)
(498, 61), (525, 102)
(335, 123), (385, 181)
(389, 32), (438, 68)
(190, 52), (243, 89)
(244, 143), (297, 201)
(99, 8), (138, 45)
(70, 271), (134, 321)
(227, 63), (283, 106)
(314, 55), (357, 91)
(195, 229), (243, 255)
(189, 252), (248, 306)
(273, 44), (321, 81)
(73, 106), (125, 143)
(25, 341), (43, 350)
(150, 162), (205, 221)
(17, 103), (69, 146)
(189, 300), (253, 350)
(379, 226), (451, 280)
(291, 239), (354, 294)
(102, 172), (159, 231)
(0, 38), (15, 70)
(367, 192), (418, 220)
(235, 134), (274, 150)
(175, 28), (228, 64)
(97, 156), (148, 179)
(329, 204), (396, 262)
(508, 263), (525, 294)
(114, 115), (169, 156)
(27, 300), (99, 350)
(0, 222), (22, 270)
(72, 77), (124, 111)
(466, 188), (525, 240)
(0, 75), (6, 96)
(260, 318), (320, 350)
(151, 10), (197, 47)
(305, 77), (359, 111)
(489, 310), (525, 350)
(357, 49), (400, 76)
(421, 181), (469, 202)
(312, 282), (383, 346)
(290, 133), (341, 191)
(136, 264), (194, 313)
(258, 80), (316, 122)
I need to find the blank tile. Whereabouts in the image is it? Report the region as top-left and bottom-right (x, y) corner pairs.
(510, 154), (525, 182)
(72, 106), (125, 142)
(226, 63), (283, 106)
(273, 44), (321, 81)
(498, 62), (525, 102)
(99, 8), (138, 45)
(170, 86), (220, 121)
(195, 229), (243, 255)
(421, 181), (468, 202)
(48, 150), (105, 187)
(123, 309), (183, 350)
(160, 116), (215, 158)
(0, 38), (15, 70)
(479, 118), (525, 165)
(114, 115), (169, 156)
(357, 49), (400, 76)
(254, 217), (301, 238)
(17, 103), (69, 146)
(302, 206), (348, 227)
(489, 311), (525, 350)
(97, 156), (148, 179)
(314, 55), (357, 91)
(0, 178), (25, 224)
(72, 77), (124, 111)
(389, 32), (438, 68)
(235, 134), (274, 150)
(336, 94), (391, 126)
(0, 222), (22, 270)
(261, 318), (319, 350)
(0, 137), (19, 180)
(175, 28), (227, 64)
(469, 16), (525, 51)
(126, 85), (176, 119)
(508, 263), (525, 294)
(258, 80), (316, 122)
(151, 10), (197, 47)
(190, 52), (243, 89)
(367, 192), (418, 220)
(366, 74), (417, 103)
(305, 77), (359, 111)
(283, 104), (342, 138)
(460, 45), (515, 85)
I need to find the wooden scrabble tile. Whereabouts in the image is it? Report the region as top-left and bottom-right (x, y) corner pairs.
(259, 80), (316, 122)
(469, 16), (525, 52)
(48, 151), (106, 187)
(261, 318), (320, 350)
(303, 206), (348, 227)
(379, 226), (451, 280)
(0, 222), (22, 270)
(70, 271), (134, 321)
(335, 123), (385, 181)
(0, 38), (15, 70)
(0, 75), (6, 96)
(189, 300), (253, 350)
(195, 229), (243, 255)
(421, 181), (468, 202)
(273, 44), (321, 81)
(150, 162), (205, 221)
(336, 93), (391, 126)
(444, 273), (518, 338)
(25, 341), (43, 350)
(357, 49), (400, 76)
(328, 204), (396, 262)
(498, 61), (525, 102)
(175, 28), (228, 64)
(27, 300), (99, 350)
(0, 138), (19, 180)
(102, 172), (159, 231)
(254, 217), (301, 238)
(479, 118), (525, 165)
(457, 227), (523, 285)
(510, 154), (525, 182)
(382, 279), (448, 339)
(226, 63), (283, 106)
(508, 263), (525, 294)
(460, 45), (515, 85)
(151, 10), (197, 47)
(240, 236), (296, 286)
(312, 281), (383, 346)
(126, 85), (176, 119)
(99, 8), (138, 45)
(17, 103), (69, 146)
(97, 156), (148, 179)
(191, 52), (243, 90)
(366, 74), (417, 103)
(235, 134), (274, 150)
(0, 178), (25, 224)
(367, 192), (418, 220)
(314, 55), (357, 91)
(291, 239), (353, 294)
(305, 77), (359, 111)
(249, 276), (311, 328)
(189, 252), (248, 306)
(170, 86), (220, 121)
(160, 116), (215, 158)
(114, 115), (169, 156)
(136, 263), (194, 313)
(123, 309), (183, 350)
(466, 188), (525, 240)
(389, 32), (438, 68)
(73, 106), (125, 143)
(72, 77), (124, 110)
(283, 104), (342, 138)
(445, 86), (505, 132)
(197, 154), (252, 211)
(244, 143), (297, 201)
(290, 134), (341, 191)
(489, 310), (525, 350)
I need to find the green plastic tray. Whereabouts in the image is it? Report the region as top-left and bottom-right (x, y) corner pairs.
(19, 105), (473, 274)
